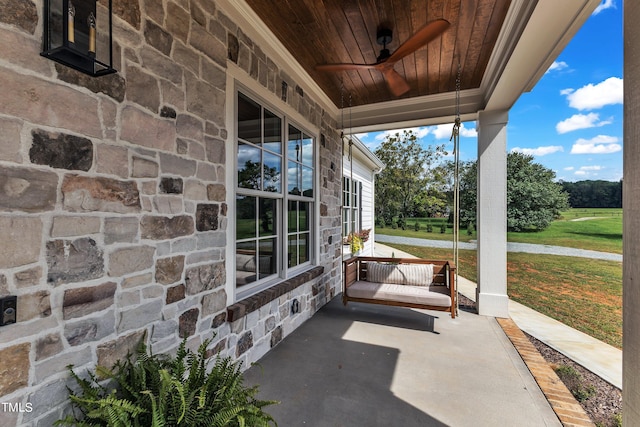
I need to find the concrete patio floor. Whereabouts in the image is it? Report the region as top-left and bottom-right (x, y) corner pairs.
(243, 297), (561, 426)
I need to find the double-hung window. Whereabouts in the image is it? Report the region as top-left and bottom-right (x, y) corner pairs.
(342, 176), (362, 236)
(235, 91), (315, 295)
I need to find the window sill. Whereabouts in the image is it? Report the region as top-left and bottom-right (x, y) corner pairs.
(227, 266), (324, 322)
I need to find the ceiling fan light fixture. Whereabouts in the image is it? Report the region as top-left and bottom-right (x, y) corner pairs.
(376, 28), (393, 46)
(315, 19), (450, 97)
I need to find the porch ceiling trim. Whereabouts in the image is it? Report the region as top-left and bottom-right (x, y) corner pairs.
(219, 0), (339, 118)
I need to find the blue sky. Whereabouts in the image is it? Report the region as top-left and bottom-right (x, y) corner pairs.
(356, 0), (623, 182)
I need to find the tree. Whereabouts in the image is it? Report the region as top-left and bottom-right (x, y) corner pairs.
(561, 180), (622, 208)
(373, 130), (447, 222)
(459, 152), (569, 232)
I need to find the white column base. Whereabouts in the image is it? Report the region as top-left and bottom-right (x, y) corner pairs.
(476, 290), (510, 318)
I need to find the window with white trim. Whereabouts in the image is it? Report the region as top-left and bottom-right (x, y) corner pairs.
(235, 91), (315, 293)
(342, 176), (362, 236)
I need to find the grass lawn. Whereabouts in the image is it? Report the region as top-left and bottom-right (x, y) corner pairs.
(382, 243), (623, 349)
(376, 208), (622, 254)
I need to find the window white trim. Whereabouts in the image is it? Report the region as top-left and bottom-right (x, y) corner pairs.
(225, 63), (320, 304)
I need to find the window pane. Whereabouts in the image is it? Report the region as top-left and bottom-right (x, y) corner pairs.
(299, 202), (309, 231)
(264, 109), (281, 154)
(343, 208), (349, 235)
(301, 134), (313, 167)
(263, 151), (281, 192)
(236, 241), (257, 287)
(236, 195), (256, 240)
(288, 125), (302, 161)
(302, 166), (313, 197)
(288, 234), (298, 268)
(258, 238), (277, 278)
(288, 200), (298, 233)
(288, 161), (300, 195)
(343, 177), (350, 206)
(238, 93), (261, 144)
(299, 233), (309, 264)
(237, 143), (261, 190)
(259, 198), (277, 237)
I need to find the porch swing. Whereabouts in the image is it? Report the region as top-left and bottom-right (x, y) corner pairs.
(340, 64), (463, 319)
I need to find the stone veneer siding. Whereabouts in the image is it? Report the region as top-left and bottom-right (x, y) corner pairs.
(0, 1), (343, 425)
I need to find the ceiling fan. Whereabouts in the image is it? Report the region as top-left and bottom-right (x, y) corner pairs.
(315, 19), (450, 97)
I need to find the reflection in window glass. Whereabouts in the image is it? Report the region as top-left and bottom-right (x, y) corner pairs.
(301, 134), (314, 166)
(264, 109), (282, 154)
(238, 93), (260, 144)
(288, 161), (300, 195)
(288, 200), (298, 233)
(237, 143), (261, 190)
(263, 151), (281, 192)
(299, 233), (309, 264)
(302, 166), (313, 197)
(236, 241), (257, 287)
(288, 125), (302, 161)
(258, 238), (277, 278)
(299, 202), (309, 231)
(259, 198), (277, 237)
(288, 234), (298, 268)
(236, 195), (256, 240)
(236, 91), (315, 292)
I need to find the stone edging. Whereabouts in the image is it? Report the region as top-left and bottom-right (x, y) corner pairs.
(497, 318), (596, 427)
(227, 266), (325, 322)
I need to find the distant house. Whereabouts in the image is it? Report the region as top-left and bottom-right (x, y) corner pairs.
(342, 136), (384, 257)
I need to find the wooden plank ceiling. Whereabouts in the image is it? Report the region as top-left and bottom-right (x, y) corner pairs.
(245, 0), (511, 108)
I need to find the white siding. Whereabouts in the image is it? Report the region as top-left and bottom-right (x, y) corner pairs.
(343, 151), (377, 257)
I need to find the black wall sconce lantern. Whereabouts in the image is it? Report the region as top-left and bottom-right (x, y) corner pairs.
(41, 0), (116, 76)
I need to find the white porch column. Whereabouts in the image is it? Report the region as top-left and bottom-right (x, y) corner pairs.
(624, 2), (640, 424)
(476, 109), (509, 318)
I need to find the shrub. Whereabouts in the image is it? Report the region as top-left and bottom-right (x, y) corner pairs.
(426, 221), (433, 233)
(414, 221), (420, 231)
(440, 223), (446, 234)
(467, 222), (474, 236)
(378, 218), (386, 228)
(391, 221), (398, 229)
(56, 338), (278, 427)
(397, 217), (406, 230)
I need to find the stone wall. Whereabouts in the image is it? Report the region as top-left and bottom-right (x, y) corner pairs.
(0, 1), (343, 425)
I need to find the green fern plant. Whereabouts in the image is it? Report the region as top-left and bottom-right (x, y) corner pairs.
(56, 338), (278, 427)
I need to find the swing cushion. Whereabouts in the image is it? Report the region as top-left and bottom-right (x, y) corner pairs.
(367, 262), (434, 286)
(347, 281), (452, 307)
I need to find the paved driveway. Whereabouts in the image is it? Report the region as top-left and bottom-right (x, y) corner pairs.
(375, 234), (622, 262)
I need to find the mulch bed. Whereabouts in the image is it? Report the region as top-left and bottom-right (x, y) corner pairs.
(458, 294), (622, 426)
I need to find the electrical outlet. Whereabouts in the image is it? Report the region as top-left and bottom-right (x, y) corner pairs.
(0, 296), (17, 326)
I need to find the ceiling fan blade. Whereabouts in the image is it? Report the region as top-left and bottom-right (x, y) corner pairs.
(315, 63), (377, 72)
(382, 68), (410, 96)
(387, 19), (450, 63)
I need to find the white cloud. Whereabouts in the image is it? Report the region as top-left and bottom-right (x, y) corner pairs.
(562, 77), (623, 110)
(571, 135), (622, 154)
(564, 166), (575, 171)
(459, 124), (478, 138)
(546, 61), (569, 73)
(431, 123), (477, 140)
(593, 0), (616, 15)
(511, 146), (564, 156)
(574, 165), (604, 177)
(556, 112), (612, 134)
(354, 132), (369, 140)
